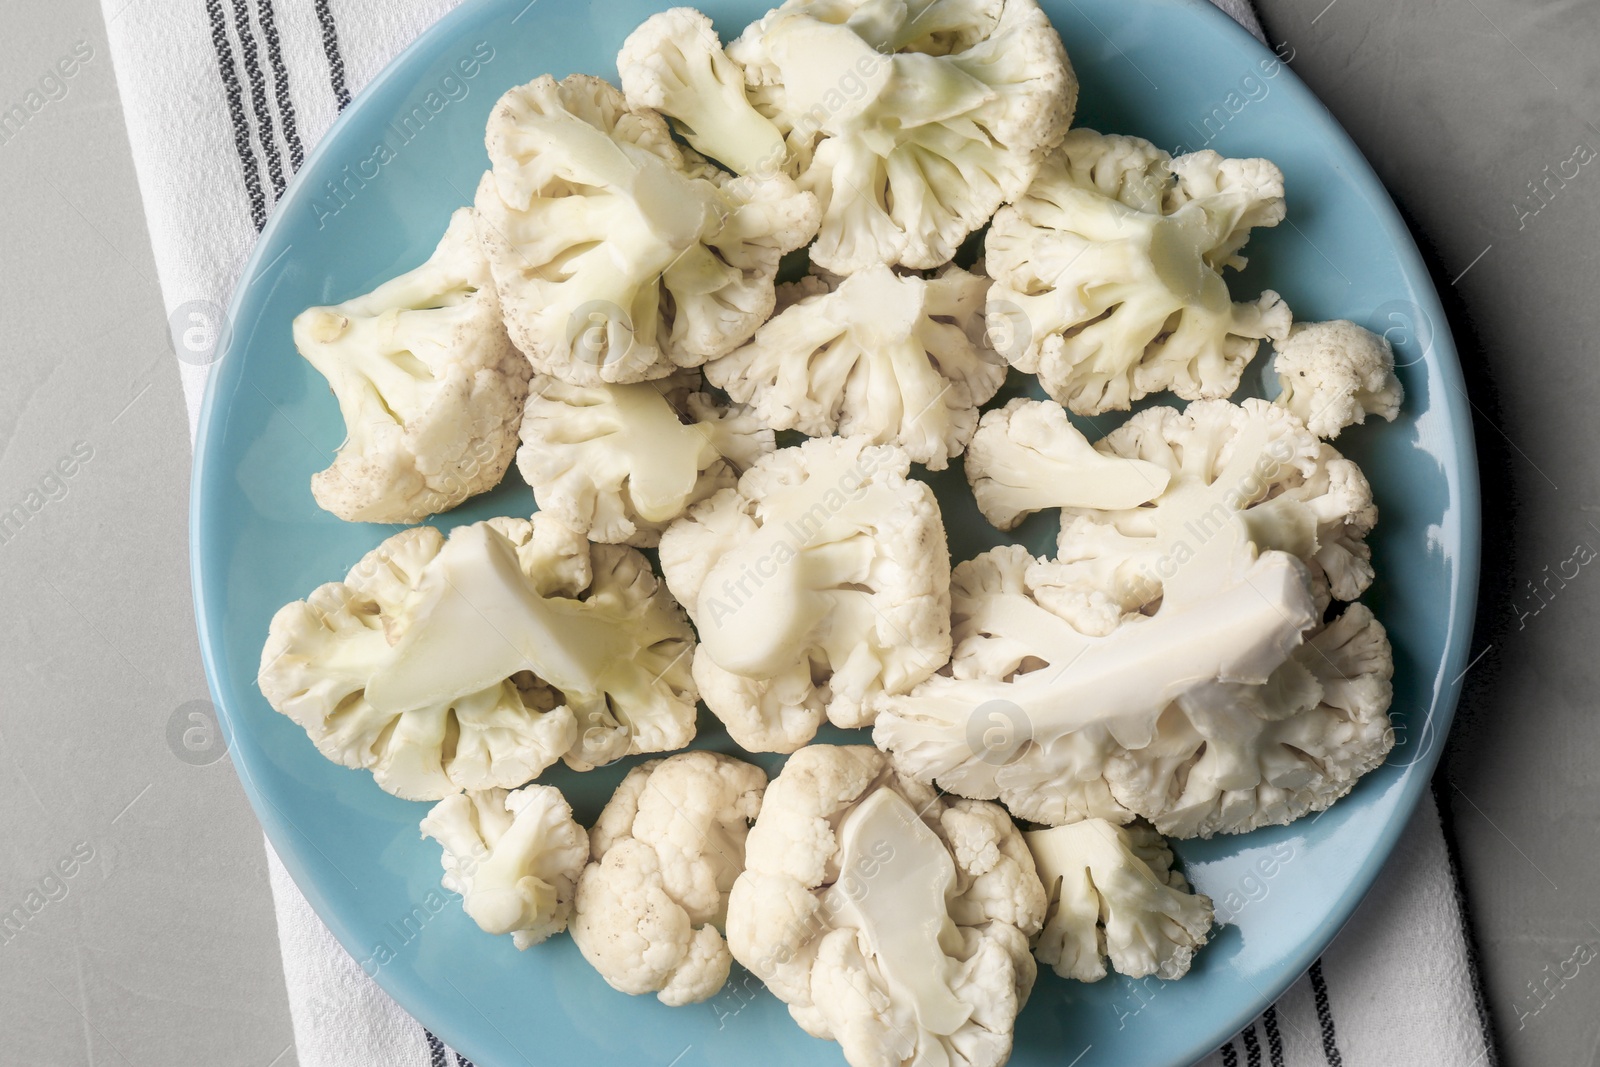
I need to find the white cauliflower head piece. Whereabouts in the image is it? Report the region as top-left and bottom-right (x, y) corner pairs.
(292, 207), (528, 523)
(257, 514), (698, 798)
(726, 745), (1046, 1067)
(1272, 319), (1405, 438)
(728, 0), (1076, 273)
(872, 532), (1394, 837)
(963, 398), (1172, 530)
(658, 436), (952, 752)
(871, 526), (1322, 828)
(705, 263), (1005, 471)
(1043, 397), (1378, 635)
(1108, 601), (1395, 838)
(474, 74), (819, 385)
(516, 371), (774, 546)
(1025, 819), (1212, 982)
(569, 751), (766, 1005)
(619, 8), (789, 177)
(985, 130), (1291, 415)
(419, 784), (588, 949)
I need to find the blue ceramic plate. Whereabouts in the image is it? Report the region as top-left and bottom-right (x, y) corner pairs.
(192, 1), (1479, 1064)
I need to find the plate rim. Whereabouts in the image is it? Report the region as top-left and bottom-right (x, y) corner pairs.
(190, 0), (1483, 1062)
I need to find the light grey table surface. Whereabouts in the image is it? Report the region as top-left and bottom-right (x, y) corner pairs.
(0, 0), (1595, 1064)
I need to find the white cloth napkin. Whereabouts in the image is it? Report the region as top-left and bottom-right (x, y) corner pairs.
(99, 1), (1494, 1064)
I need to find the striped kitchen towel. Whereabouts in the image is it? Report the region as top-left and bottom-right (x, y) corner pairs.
(98, 0), (1496, 1064)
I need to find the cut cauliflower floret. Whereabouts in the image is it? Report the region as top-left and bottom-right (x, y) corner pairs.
(1272, 319), (1405, 439)
(985, 129), (1292, 415)
(1025, 819), (1212, 982)
(1041, 397), (1378, 636)
(474, 74), (819, 385)
(873, 528), (1393, 836)
(727, 0), (1075, 272)
(419, 784), (588, 949)
(619, 8), (788, 177)
(292, 207), (527, 523)
(516, 371), (774, 546)
(705, 264), (1004, 470)
(1107, 602), (1395, 838)
(963, 398), (1172, 530)
(257, 515), (698, 798)
(658, 436), (952, 752)
(569, 752), (766, 1005)
(726, 745), (1046, 1067)
(871, 528), (1322, 827)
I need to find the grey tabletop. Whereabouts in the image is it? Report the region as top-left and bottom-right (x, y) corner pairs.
(1, 0), (1595, 1064)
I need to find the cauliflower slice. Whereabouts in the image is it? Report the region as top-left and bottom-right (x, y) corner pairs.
(727, 0), (1075, 272)
(419, 784), (588, 949)
(1272, 319), (1405, 438)
(257, 515), (698, 799)
(1042, 397), (1378, 636)
(658, 436), (952, 752)
(474, 74), (819, 385)
(871, 528), (1322, 827)
(1108, 602), (1396, 838)
(570, 751), (766, 1005)
(727, 744), (1045, 1067)
(619, 8), (788, 177)
(292, 207), (528, 523)
(873, 530), (1394, 835)
(705, 264), (1005, 470)
(516, 371), (774, 546)
(985, 130), (1292, 415)
(963, 398), (1172, 530)
(1025, 819), (1212, 982)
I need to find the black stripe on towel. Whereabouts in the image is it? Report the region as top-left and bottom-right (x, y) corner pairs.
(1263, 1005), (1286, 1067)
(313, 0), (352, 109)
(455, 1055), (476, 1067)
(1309, 959), (1345, 1066)
(424, 1029), (449, 1067)
(203, 0), (267, 230)
(1221, 1041), (1238, 1067)
(254, 0), (303, 169)
(1241, 1024), (1262, 1067)
(228, 0), (285, 196)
